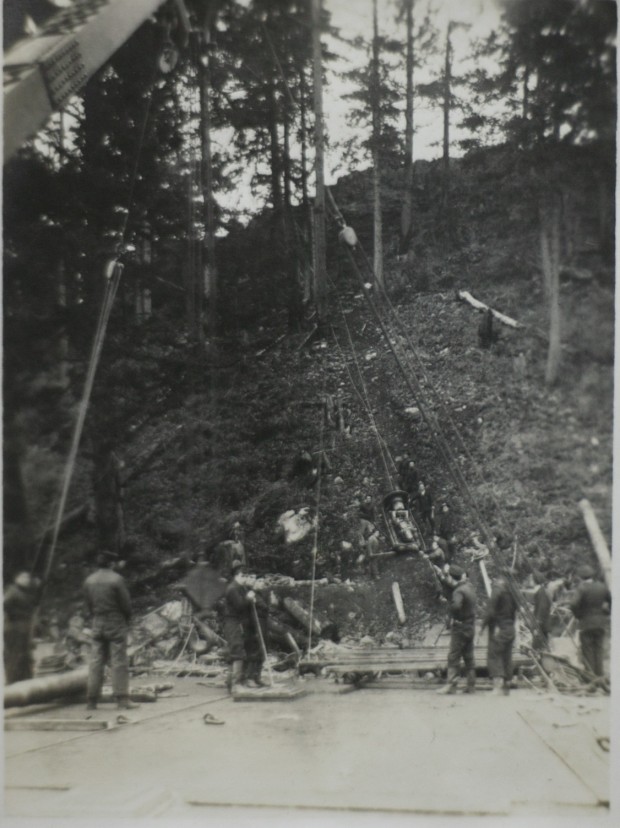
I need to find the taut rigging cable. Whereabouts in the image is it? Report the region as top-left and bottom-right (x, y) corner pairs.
(326, 195), (541, 636)
(33, 46), (166, 583)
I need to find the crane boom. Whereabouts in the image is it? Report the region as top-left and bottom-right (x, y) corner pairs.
(3, 0), (190, 163)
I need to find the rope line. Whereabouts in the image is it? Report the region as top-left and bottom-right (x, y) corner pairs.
(36, 268), (123, 580)
(307, 369), (327, 654)
(329, 294), (445, 589)
(33, 49), (163, 582)
(326, 205), (540, 634)
(330, 324), (393, 488)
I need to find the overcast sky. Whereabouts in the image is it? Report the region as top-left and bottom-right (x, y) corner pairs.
(323, 0), (502, 177)
(220, 0), (503, 216)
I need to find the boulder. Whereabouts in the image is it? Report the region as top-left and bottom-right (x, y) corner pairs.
(276, 508), (316, 545)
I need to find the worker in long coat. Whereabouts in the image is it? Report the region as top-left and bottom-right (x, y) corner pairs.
(83, 550), (136, 709)
(223, 561), (254, 692)
(569, 565), (611, 677)
(4, 571), (41, 684)
(437, 565), (476, 695)
(243, 590), (270, 687)
(481, 575), (518, 695)
(414, 481), (435, 535)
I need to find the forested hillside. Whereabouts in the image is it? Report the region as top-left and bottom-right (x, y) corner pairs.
(3, 0), (615, 644)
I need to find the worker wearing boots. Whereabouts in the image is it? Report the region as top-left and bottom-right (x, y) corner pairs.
(569, 565), (611, 677)
(83, 550), (137, 710)
(437, 565), (476, 695)
(4, 571), (42, 684)
(223, 561), (254, 692)
(243, 589), (270, 688)
(481, 574), (518, 695)
(414, 481), (435, 536)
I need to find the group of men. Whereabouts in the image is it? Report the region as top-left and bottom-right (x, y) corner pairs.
(4, 528), (610, 703)
(435, 562), (611, 695)
(78, 525), (269, 706)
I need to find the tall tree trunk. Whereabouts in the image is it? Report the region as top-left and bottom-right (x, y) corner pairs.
(371, 0), (384, 290)
(521, 64), (530, 121)
(400, 0), (415, 253)
(441, 24), (451, 209)
(283, 108), (303, 331)
(298, 64), (312, 305)
(198, 21), (216, 343)
(299, 66), (310, 213)
(311, 0), (327, 321)
(185, 167), (196, 332)
(540, 198), (561, 385)
(268, 73), (283, 217)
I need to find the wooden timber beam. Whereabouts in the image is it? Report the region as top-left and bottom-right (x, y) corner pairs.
(456, 290), (523, 329)
(4, 667), (89, 708)
(578, 499), (612, 589)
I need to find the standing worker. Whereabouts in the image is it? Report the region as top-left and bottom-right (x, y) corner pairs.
(223, 561), (254, 692)
(83, 550), (137, 710)
(531, 572), (564, 650)
(243, 589), (270, 688)
(481, 574), (518, 695)
(437, 565), (477, 695)
(569, 565), (611, 677)
(4, 571), (42, 684)
(415, 481), (435, 535)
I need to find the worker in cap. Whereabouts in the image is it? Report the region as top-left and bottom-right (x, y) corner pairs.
(437, 566), (477, 695)
(481, 574), (518, 695)
(223, 560), (255, 692)
(4, 571), (42, 684)
(83, 549), (137, 710)
(570, 564), (611, 677)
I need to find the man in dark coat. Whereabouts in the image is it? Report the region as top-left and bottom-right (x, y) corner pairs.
(243, 591), (270, 687)
(532, 577), (552, 650)
(481, 574), (518, 695)
(83, 550), (136, 710)
(396, 452), (411, 491)
(569, 565), (611, 677)
(223, 561), (254, 692)
(4, 571), (42, 684)
(478, 308), (498, 349)
(437, 565), (477, 695)
(414, 481), (435, 535)
(403, 461), (419, 497)
(531, 571), (564, 650)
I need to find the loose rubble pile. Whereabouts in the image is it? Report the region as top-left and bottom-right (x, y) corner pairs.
(29, 562), (609, 700)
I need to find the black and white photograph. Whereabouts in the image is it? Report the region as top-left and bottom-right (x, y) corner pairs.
(2, 0), (616, 823)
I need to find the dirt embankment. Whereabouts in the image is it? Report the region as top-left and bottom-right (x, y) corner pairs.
(38, 268), (613, 649)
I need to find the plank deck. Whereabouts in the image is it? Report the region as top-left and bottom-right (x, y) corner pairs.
(5, 718), (109, 732)
(517, 707), (609, 805)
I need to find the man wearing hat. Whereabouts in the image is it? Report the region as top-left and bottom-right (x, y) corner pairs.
(83, 550), (136, 710)
(223, 561), (255, 692)
(4, 571), (42, 684)
(570, 565), (611, 677)
(481, 574), (518, 695)
(437, 565), (477, 694)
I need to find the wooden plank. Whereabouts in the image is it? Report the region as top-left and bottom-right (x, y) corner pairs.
(5, 718), (109, 732)
(392, 582), (406, 624)
(4, 703), (63, 719)
(457, 290), (523, 329)
(233, 686), (306, 702)
(578, 499), (612, 588)
(4, 667), (89, 708)
(517, 708), (609, 805)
